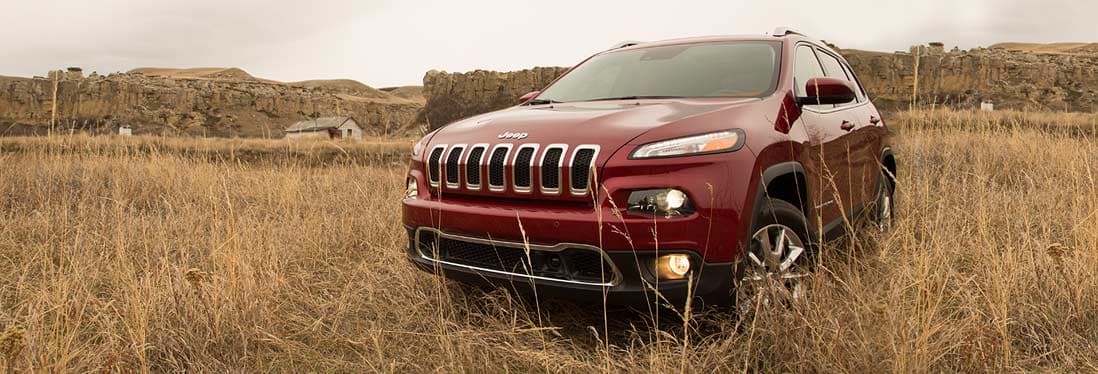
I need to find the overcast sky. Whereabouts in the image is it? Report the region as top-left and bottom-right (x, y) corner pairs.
(0, 0), (1093, 87)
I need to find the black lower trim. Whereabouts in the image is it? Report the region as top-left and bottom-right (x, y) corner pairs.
(404, 227), (735, 308)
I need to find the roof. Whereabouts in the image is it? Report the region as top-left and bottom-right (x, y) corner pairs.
(285, 117), (356, 133)
(606, 30), (824, 54)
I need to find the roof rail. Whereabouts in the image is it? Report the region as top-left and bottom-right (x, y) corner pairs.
(609, 40), (645, 50)
(771, 27), (809, 38)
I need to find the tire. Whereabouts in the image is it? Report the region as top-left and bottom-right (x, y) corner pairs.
(734, 199), (815, 314)
(870, 168), (895, 232)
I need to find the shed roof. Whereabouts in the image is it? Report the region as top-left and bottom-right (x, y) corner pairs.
(285, 117), (356, 133)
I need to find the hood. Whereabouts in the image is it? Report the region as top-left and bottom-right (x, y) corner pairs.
(424, 98), (760, 202)
(433, 98), (759, 158)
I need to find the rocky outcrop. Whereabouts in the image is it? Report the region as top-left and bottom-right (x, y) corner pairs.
(0, 69), (423, 137)
(421, 67), (568, 129)
(843, 43), (1098, 112)
(418, 43), (1098, 128)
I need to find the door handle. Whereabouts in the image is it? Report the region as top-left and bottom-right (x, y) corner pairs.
(869, 116), (881, 125)
(840, 120), (855, 131)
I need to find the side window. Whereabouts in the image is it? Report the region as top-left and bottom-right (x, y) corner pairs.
(816, 50), (857, 106)
(793, 45), (828, 110)
(841, 63), (868, 102)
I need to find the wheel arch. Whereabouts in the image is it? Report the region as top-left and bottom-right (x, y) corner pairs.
(759, 161), (809, 216)
(880, 147), (897, 188)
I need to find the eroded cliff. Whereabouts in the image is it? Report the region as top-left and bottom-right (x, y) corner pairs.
(0, 68), (423, 137)
(419, 42), (1098, 129)
(420, 67), (569, 129)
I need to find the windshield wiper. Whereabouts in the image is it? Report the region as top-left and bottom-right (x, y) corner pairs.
(524, 98), (561, 105)
(585, 95), (686, 101)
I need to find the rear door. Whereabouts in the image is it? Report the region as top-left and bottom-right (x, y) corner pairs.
(844, 62), (887, 207)
(793, 44), (858, 230)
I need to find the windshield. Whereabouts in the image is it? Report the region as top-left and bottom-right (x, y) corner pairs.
(537, 41), (781, 103)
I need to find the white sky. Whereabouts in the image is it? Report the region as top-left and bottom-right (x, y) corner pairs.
(1, 0), (1093, 87)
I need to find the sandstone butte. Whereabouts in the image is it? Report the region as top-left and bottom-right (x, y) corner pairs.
(2, 42), (1097, 137)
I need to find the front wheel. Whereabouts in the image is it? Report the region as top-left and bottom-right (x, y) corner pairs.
(734, 199), (815, 315)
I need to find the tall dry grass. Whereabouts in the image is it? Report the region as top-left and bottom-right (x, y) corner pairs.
(0, 109), (1095, 372)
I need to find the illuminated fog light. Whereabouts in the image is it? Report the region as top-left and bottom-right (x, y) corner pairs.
(659, 189), (687, 211)
(405, 177), (419, 199)
(656, 254), (692, 279)
(628, 189), (693, 217)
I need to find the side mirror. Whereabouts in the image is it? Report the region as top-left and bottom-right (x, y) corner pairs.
(518, 90), (541, 104)
(797, 77), (856, 105)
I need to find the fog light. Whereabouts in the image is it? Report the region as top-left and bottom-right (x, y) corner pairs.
(405, 177), (418, 199)
(658, 189), (687, 211)
(627, 188), (693, 217)
(655, 253), (692, 279)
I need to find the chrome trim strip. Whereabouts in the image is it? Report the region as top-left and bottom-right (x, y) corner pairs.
(537, 144), (568, 195)
(569, 145), (601, 196)
(487, 143), (513, 192)
(427, 144), (447, 188)
(464, 143), (489, 191)
(444, 143), (466, 189)
(413, 227), (622, 287)
(511, 143), (540, 193)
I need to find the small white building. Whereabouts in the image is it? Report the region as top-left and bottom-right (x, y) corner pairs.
(980, 101), (995, 112)
(284, 117), (363, 141)
(118, 125), (133, 136)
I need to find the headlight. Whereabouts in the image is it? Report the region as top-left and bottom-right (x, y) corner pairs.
(411, 137), (426, 158)
(629, 130), (744, 159)
(405, 177), (419, 199)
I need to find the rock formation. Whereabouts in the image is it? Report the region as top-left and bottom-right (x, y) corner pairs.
(418, 42), (1098, 129)
(843, 43), (1098, 112)
(0, 68), (423, 137)
(420, 67), (568, 129)
(4, 42), (1098, 137)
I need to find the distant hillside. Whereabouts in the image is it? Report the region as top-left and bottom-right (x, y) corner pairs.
(380, 86), (425, 103)
(288, 79), (396, 100)
(0, 67), (423, 137)
(989, 42), (1098, 55)
(129, 67), (261, 81)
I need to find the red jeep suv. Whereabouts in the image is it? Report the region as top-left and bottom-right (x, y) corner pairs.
(402, 28), (896, 310)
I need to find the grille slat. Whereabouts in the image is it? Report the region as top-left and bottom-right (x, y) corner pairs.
(488, 146), (510, 189)
(445, 146), (464, 186)
(465, 146), (485, 188)
(540, 146), (564, 192)
(513, 146), (536, 190)
(570, 148), (597, 194)
(427, 146), (446, 186)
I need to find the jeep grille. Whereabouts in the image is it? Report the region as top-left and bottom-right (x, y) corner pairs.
(428, 143), (599, 197)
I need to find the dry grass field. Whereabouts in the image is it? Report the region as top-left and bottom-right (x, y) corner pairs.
(0, 109), (1096, 372)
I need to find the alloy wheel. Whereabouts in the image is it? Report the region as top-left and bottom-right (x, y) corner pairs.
(736, 224), (810, 314)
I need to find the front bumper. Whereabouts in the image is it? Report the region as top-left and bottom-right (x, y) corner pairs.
(404, 226), (736, 308)
(400, 148), (758, 307)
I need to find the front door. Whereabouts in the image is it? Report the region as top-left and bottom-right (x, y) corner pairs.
(792, 44), (859, 234)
